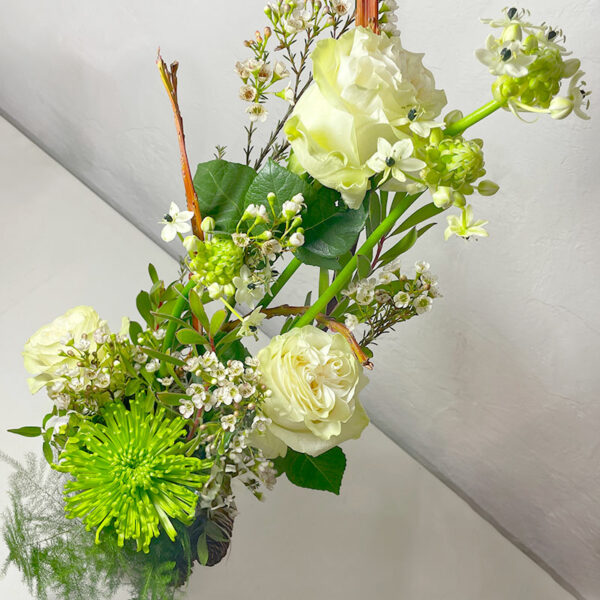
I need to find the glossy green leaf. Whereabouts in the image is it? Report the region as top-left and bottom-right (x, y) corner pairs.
(42, 441), (54, 464)
(244, 159), (312, 220)
(193, 159), (257, 232)
(294, 247), (342, 270)
(300, 190), (369, 259)
(157, 392), (189, 406)
(274, 447), (347, 495)
(357, 254), (372, 279)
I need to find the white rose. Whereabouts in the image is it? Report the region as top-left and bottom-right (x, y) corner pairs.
(254, 326), (369, 457)
(285, 27), (446, 208)
(23, 306), (103, 393)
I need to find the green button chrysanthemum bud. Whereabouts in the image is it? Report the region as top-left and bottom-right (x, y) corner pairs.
(422, 135), (487, 195)
(189, 236), (244, 297)
(54, 400), (212, 553)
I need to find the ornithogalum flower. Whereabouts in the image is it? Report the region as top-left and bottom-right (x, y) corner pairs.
(444, 205), (489, 241)
(160, 202), (194, 242)
(55, 400), (211, 552)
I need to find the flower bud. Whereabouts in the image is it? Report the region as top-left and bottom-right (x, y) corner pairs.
(183, 235), (200, 253)
(548, 96), (573, 120)
(289, 232), (305, 247)
(200, 216), (216, 233)
(501, 23), (522, 43)
(444, 109), (463, 127)
(477, 180), (500, 196)
(432, 186), (454, 209)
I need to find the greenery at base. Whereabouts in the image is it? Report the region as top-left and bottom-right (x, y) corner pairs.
(1, 453), (194, 600)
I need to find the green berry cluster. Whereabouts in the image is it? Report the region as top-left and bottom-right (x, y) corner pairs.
(189, 236), (244, 299)
(493, 42), (567, 108)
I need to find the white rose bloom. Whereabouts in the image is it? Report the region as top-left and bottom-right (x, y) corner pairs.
(254, 326), (369, 457)
(285, 27), (446, 208)
(23, 306), (103, 393)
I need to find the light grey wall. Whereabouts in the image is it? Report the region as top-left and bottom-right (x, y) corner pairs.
(0, 0), (598, 597)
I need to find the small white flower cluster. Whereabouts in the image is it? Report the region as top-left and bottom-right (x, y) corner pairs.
(265, 1), (348, 35)
(177, 353), (277, 507)
(45, 326), (134, 412)
(342, 260), (441, 344)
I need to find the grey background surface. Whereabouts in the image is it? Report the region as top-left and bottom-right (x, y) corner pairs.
(0, 0), (599, 597)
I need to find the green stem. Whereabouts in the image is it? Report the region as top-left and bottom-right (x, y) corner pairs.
(295, 195), (420, 328)
(444, 99), (505, 137)
(318, 268), (329, 297)
(259, 257), (302, 309)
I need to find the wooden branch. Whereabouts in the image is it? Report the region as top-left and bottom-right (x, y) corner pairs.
(226, 305), (373, 369)
(156, 51), (204, 240)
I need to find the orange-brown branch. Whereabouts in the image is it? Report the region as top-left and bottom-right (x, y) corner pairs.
(356, 0), (379, 33)
(226, 305), (373, 369)
(156, 51), (204, 240)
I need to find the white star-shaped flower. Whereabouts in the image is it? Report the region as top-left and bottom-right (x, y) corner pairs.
(238, 308), (266, 339)
(367, 138), (426, 185)
(160, 202), (194, 242)
(476, 35), (535, 78)
(444, 205), (489, 241)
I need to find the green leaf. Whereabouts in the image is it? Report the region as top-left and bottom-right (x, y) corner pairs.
(357, 254), (372, 279)
(390, 202), (444, 237)
(196, 533), (209, 566)
(379, 227), (418, 266)
(140, 347), (185, 367)
(244, 159), (312, 219)
(204, 520), (229, 543)
(193, 159), (257, 232)
(176, 329), (210, 346)
(301, 192), (369, 259)
(151, 311), (190, 331)
(148, 263), (159, 284)
(209, 310), (227, 337)
(275, 447), (347, 495)
(189, 289), (210, 332)
(366, 191), (382, 238)
(157, 392), (188, 406)
(216, 338), (250, 363)
(7, 426), (42, 438)
(294, 247), (342, 270)
(42, 441), (54, 464)
(136, 291), (155, 329)
(129, 320), (143, 345)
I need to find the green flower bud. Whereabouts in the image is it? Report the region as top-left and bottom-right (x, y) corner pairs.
(200, 216), (216, 233)
(548, 96), (573, 120)
(477, 180), (500, 196)
(423, 135), (487, 196)
(502, 23), (522, 43)
(189, 236), (244, 292)
(443, 110), (463, 128)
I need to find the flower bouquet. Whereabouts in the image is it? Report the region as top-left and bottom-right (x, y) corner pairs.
(4, 1), (590, 599)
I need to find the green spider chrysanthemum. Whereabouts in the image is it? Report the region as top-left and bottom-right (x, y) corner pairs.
(55, 400), (211, 553)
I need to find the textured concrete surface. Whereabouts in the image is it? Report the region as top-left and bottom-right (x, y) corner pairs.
(0, 0), (598, 596)
(0, 115), (576, 600)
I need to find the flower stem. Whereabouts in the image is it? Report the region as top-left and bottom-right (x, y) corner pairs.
(443, 99), (505, 137)
(259, 257), (302, 309)
(295, 194), (421, 328)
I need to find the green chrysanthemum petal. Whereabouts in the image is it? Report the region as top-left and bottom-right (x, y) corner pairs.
(55, 400), (211, 553)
